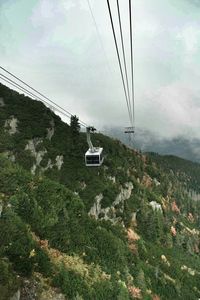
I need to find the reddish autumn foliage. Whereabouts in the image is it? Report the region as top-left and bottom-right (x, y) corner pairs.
(128, 286), (142, 299)
(171, 201), (180, 213)
(171, 226), (177, 236)
(39, 239), (49, 249)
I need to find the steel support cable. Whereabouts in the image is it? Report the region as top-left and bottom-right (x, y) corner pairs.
(0, 74), (50, 105)
(106, 0), (132, 125)
(129, 0), (135, 128)
(0, 75), (72, 119)
(116, 0), (133, 126)
(0, 74), (87, 126)
(0, 66), (88, 127)
(87, 0), (112, 76)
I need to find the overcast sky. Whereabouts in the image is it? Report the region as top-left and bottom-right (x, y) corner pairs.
(1, 0), (200, 139)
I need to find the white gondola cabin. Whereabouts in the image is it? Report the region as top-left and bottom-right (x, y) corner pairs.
(85, 147), (104, 167)
(85, 126), (104, 167)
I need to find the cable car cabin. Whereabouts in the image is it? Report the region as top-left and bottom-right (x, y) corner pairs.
(85, 147), (104, 167)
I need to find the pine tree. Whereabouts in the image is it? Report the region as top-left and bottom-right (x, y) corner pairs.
(70, 115), (80, 136)
(136, 268), (146, 292)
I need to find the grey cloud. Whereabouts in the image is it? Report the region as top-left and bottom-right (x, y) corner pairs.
(1, 0), (200, 138)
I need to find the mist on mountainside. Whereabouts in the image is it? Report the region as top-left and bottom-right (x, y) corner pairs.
(103, 126), (200, 163)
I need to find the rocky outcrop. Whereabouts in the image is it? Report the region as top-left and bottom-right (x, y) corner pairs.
(25, 139), (44, 158)
(25, 139), (47, 174)
(150, 201), (162, 212)
(0, 97), (5, 107)
(25, 139), (63, 174)
(89, 182), (133, 222)
(55, 155), (64, 170)
(181, 265), (200, 276)
(89, 194), (103, 219)
(46, 119), (55, 141)
(107, 176), (116, 183)
(153, 178), (160, 186)
(4, 151), (15, 162)
(113, 182), (133, 206)
(39, 289), (65, 300)
(80, 181), (87, 190)
(161, 255), (170, 267)
(4, 116), (18, 135)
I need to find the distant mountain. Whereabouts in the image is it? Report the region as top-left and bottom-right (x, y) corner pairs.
(103, 126), (200, 163)
(1, 83), (200, 300)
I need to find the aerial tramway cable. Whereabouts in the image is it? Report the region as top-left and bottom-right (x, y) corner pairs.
(0, 74), (73, 120)
(106, 0), (132, 125)
(129, 0), (135, 128)
(116, 0), (133, 126)
(0, 66), (88, 127)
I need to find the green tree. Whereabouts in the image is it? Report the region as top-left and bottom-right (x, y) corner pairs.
(136, 268), (147, 292)
(70, 115), (80, 136)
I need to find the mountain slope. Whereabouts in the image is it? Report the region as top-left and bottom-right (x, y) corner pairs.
(1, 83), (200, 300)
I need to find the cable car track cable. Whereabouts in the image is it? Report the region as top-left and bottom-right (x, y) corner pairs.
(0, 66), (88, 127)
(116, 0), (133, 126)
(106, 0), (132, 125)
(129, 0), (135, 127)
(0, 74), (89, 127)
(0, 74), (78, 121)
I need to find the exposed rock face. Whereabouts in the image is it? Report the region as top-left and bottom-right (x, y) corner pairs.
(25, 139), (63, 174)
(89, 194), (103, 219)
(89, 182), (133, 222)
(39, 289), (65, 300)
(181, 265), (199, 276)
(108, 176), (116, 183)
(4, 116), (18, 135)
(55, 155), (64, 170)
(130, 212), (137, 227)
(41, 156), (63, 172)
(25, 139), (47, 174)
(80, 181), (87, 190)
(161, 255), (170, 267)
(0, 97), (5, 107)
(41, 159), (54, 172)
(150, 201), (162, 212)
(46, 119), (55, 140)
(4, 151), (15, 162)
(113, 182), (133, 206)
(153, 178), (160, 186)
(25, 139), (42, 156)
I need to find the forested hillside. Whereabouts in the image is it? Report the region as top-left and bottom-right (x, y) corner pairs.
(1, 83), (200, 300)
